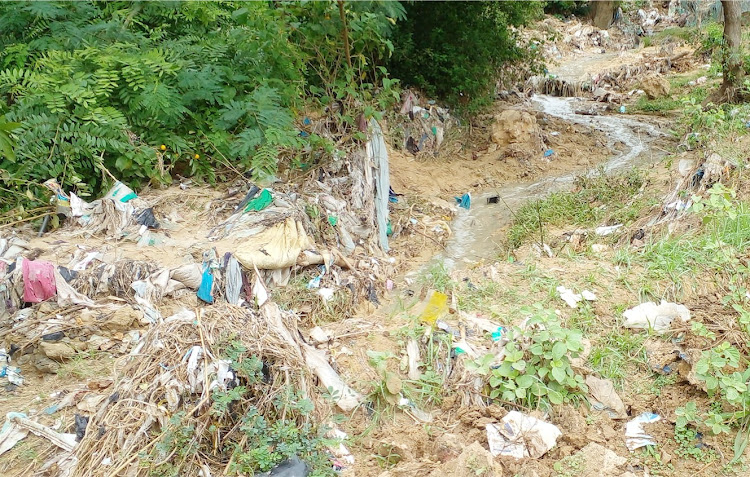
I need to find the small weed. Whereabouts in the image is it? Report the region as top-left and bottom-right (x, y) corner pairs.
(649, 373), (677, 396)
(639, 445), (675, 475)
(57, 350), (112, 380)
(589, 329), (645, 387)
(553, 452), (584, 477)
(634, 95), (680, 113)
(419, 262), (452, 294)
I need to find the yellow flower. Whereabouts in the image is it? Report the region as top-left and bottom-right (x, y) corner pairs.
(194, 154), (200, 159)
(160, 144), (166, 151)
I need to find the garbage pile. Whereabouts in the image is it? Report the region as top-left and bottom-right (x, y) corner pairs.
(398, 91), (455, 156)
(0, 119), (421, 474)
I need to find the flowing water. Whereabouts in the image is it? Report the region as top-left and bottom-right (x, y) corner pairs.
(434, 95), (665, 270)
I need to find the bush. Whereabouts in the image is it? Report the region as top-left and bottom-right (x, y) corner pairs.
(388, 1), (544, 112)
(0, 1), (403, 215)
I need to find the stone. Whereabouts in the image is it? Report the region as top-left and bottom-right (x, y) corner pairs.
(559, 443), (634, 477)
(33, 354), (61, 373)
(430, 441), (503, 477)
(491, 109), (544, 153)
(641, 75), (671, 99)
(39, 341), (77, 360)
(102, 306), (141, 332)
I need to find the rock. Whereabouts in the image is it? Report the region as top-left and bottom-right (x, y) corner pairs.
(38, 302), (57, 314)
(33, 354), (61, 373)
(86, 334), (114, 351)
(434, 433), (463, 463)
(78, 309), (97, 326)
(491, 109), (544, 152)
(429, 441), (503, 477)
(102, 306), (141, 332)
(558, 443), (635, 477)
(641, 75), (670, 99)
(39, 341), (77, 360)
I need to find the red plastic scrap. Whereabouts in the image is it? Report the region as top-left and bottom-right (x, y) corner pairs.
(22, 259), (57, 303)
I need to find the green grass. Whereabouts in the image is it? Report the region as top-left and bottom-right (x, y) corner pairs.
(507, 170), (646, 249)
(650, 26), (699, 44)
(589, 329), (646, 388)
(418, 262), (452, 293)
(634, 95), (681, 113)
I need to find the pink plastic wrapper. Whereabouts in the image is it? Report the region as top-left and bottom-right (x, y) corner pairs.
(22, 259), (57, 303)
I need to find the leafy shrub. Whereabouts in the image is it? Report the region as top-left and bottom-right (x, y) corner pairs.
(469, 304), (587, 408)
(0, 1), (403, 215)
(389, 1), (544, 111)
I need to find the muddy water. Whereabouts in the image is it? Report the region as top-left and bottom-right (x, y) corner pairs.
(436, 95), (665, 270)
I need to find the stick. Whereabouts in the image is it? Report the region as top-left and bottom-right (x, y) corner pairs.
(0, 212), (53, 229)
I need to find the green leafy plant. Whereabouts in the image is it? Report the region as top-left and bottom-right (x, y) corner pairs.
(389, 1), (544, 111)
(0, 1), (403, 215)
(486, 304), (587, 408)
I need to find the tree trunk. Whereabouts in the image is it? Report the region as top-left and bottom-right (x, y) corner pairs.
(719, 0), (744, 101)
(590, 1), (616, 30)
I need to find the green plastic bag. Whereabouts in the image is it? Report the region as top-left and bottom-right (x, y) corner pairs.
(245, 189), (273, 212)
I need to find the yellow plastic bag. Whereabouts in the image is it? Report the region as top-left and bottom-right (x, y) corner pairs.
(419, 291), (448, 326)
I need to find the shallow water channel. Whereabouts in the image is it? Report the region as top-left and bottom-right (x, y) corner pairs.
(436, 94), (665, 270)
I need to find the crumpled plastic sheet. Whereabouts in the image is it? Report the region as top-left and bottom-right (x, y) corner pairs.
(486, 411), (562, 459)
(22, 259), (56, 303)
(625, 412), (661, 450)
(225, 256), (242, 305)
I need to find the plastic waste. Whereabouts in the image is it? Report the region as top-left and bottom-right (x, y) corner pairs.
(486, 411), (562, 459)
(225, 256), (242, 305)
(398, 396), (433, 422)
(137, 231), (166, 247)
(135, 208), (160, 229)
(43, 179), (72, 215)
(22, 259), (57, 303)
(71, 251), (102, 271)
(419, 291), (448, 326)
(620, 105), (626, 113)
(257, 456), (309, 477)
(625, 412), (660, 450)
(544, 149), (554, 157)
(74, 414), (88, 442)
(455, 193), (471, 210)
(104, 181), (137, 203)
(595, 224), (623, 236)
(556, 286), (596, 309)
(369, 119), (391, 251)
(623, 300), (690, 333)
(245, 188), (273, 212)
(487, 196), (499, 204)
(197, 267), (214, 304)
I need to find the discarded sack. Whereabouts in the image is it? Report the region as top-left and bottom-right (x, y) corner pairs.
(234, 217), (313, 270)
(486, 411), (561, 459)
(623, 300), (690, 333)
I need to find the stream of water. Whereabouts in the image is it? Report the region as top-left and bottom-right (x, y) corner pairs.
(434, 94), (665, 270)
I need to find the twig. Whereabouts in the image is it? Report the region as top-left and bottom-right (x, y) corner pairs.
(0, 211), (53, 229)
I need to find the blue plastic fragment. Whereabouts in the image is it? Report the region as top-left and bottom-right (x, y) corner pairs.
(455, 193), (471, 210)
(197, 267), (214, 304)
(544, 149), (554, 157)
